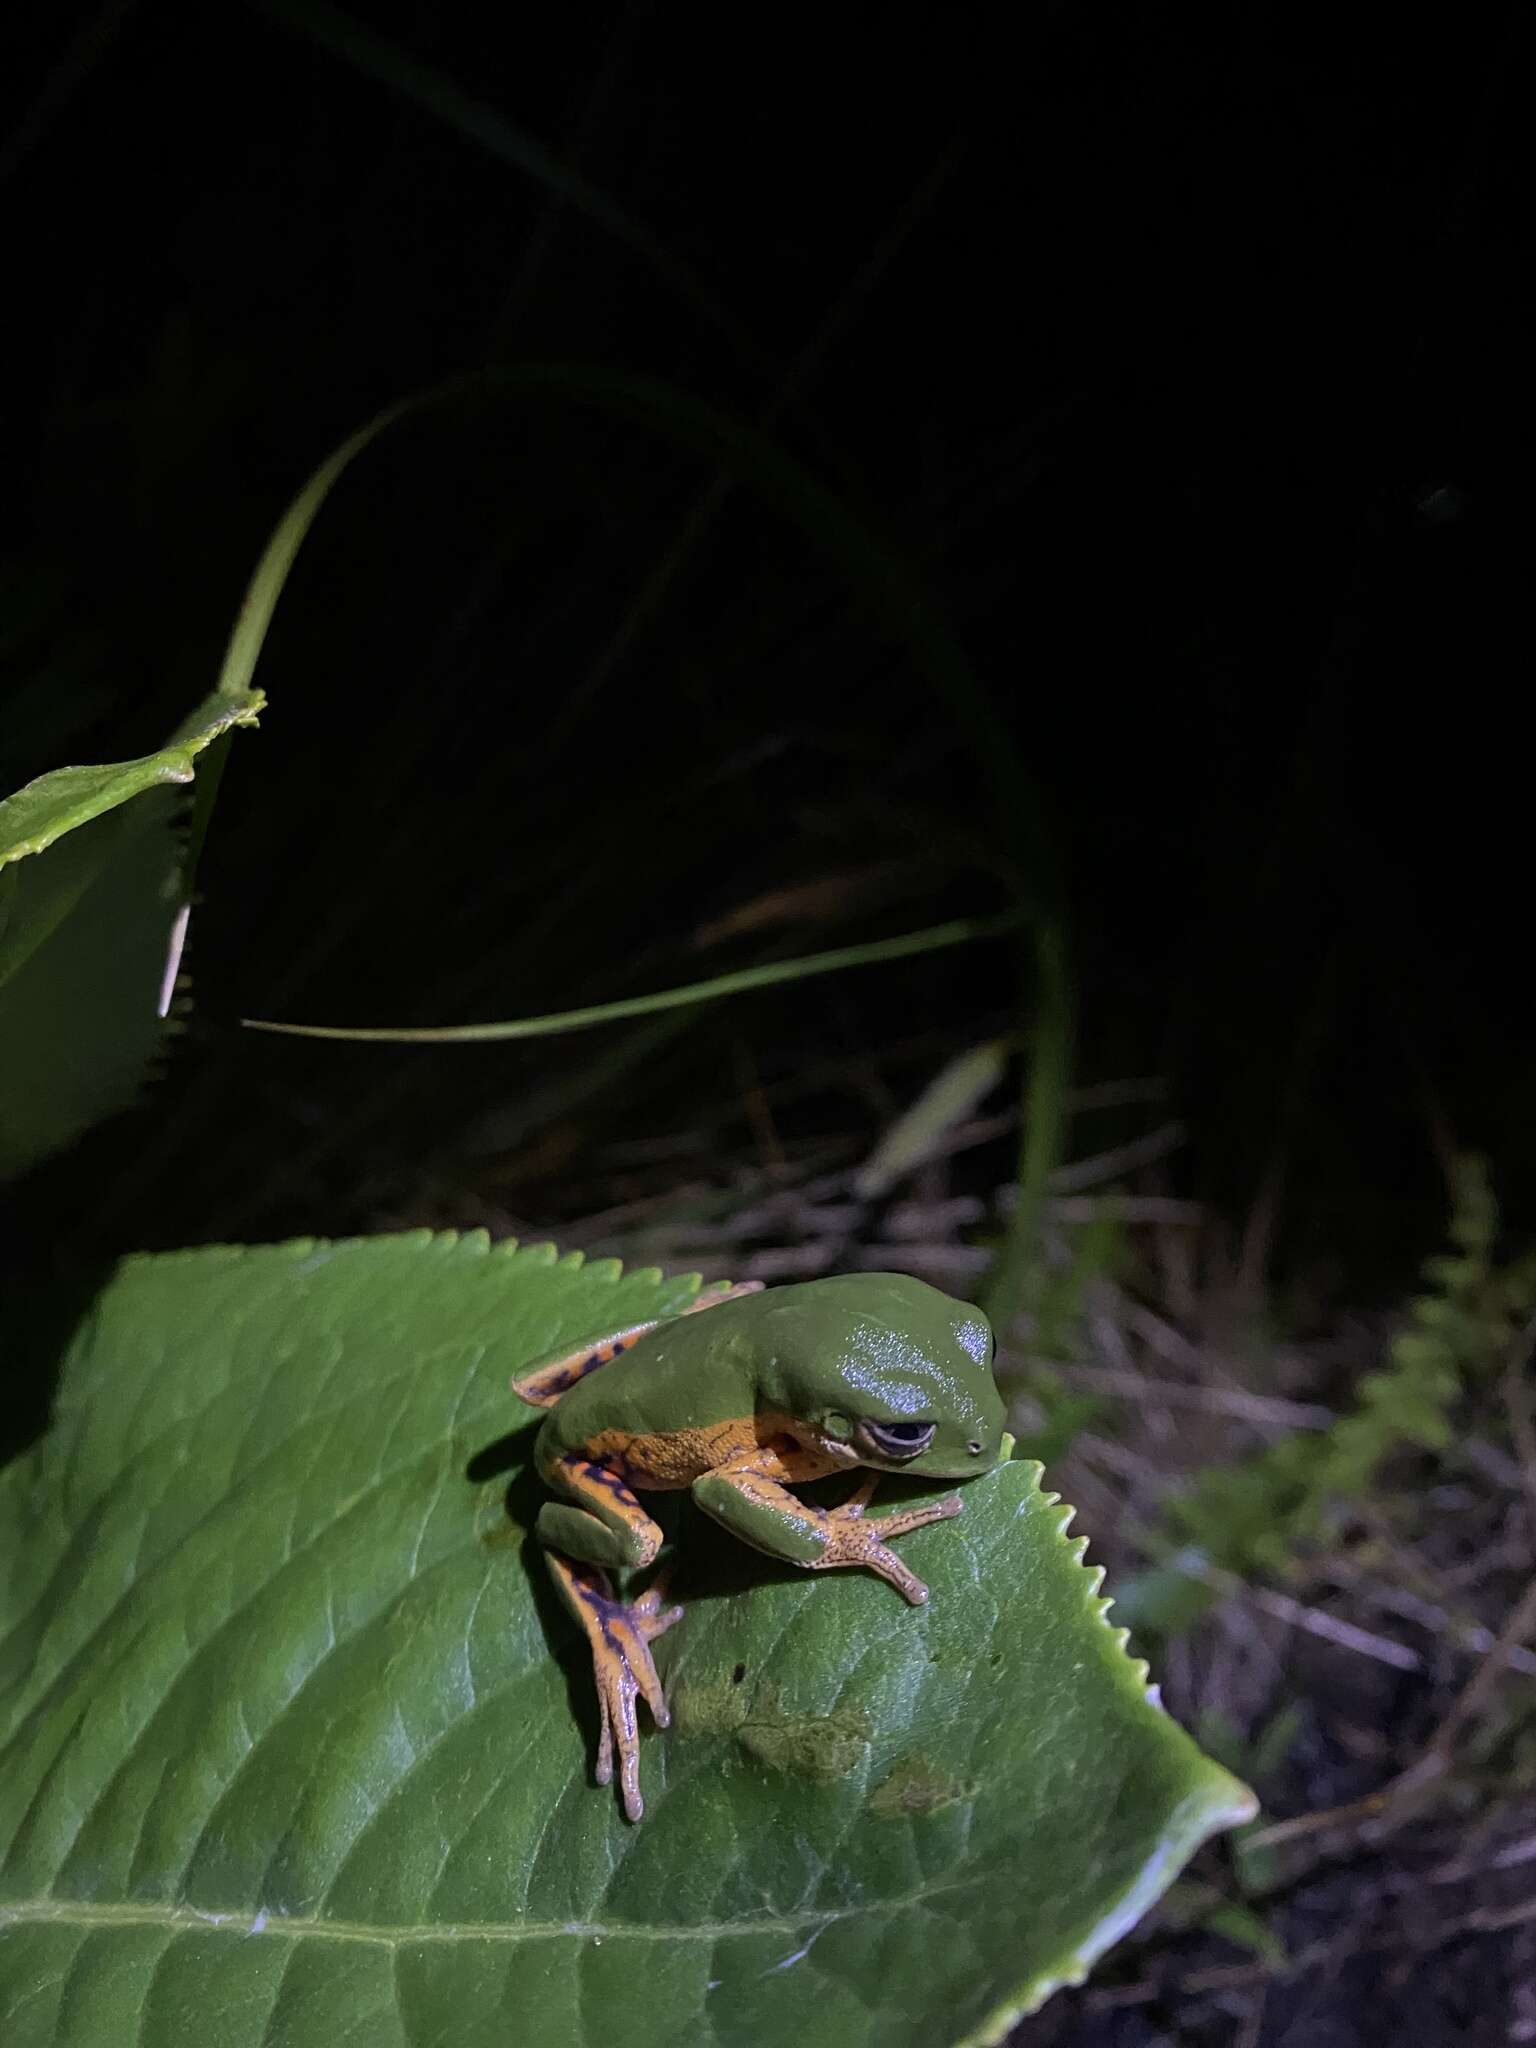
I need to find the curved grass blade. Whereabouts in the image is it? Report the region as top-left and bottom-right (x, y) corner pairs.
(242, 912), (1021, 1042)
(216, 365), (1067, 1320)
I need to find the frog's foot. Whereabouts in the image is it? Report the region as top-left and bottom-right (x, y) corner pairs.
(545, 1554), (684, 1822)
(815, 1475), (963, 1605)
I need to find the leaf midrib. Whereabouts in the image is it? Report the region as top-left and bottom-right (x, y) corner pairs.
(0, 1873), (982, 1950)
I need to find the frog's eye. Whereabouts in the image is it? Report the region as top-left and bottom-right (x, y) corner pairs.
(855, 1418), (937, 1461)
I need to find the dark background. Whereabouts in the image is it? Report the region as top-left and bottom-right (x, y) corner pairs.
(5, 0), (1529, 1267)
(3, 4), (1531, 2041)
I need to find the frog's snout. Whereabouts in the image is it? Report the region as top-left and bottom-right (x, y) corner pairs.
(962, 1419), (1006, 1468)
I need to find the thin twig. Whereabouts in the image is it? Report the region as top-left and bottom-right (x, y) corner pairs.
(1159, 1554), (1425, 1673)
(1042, 1121), (1187, 1194)
(1238, 1582), (1422, 1672)
(1428, 1828), (1536, 1887)
(1043, 1362), (1334, 1432)
(1317, 1559), (1536, 1678)
(1421, 1572), (1536, 1769)
(1246, 1571), (1536, 1860)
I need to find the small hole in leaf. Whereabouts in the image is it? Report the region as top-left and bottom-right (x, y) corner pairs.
(731, 1663), (746, 1684)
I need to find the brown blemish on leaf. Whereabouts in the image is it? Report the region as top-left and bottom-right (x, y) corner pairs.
(671, 1678), (751, 1738)
(735, 1683), (870, 1780)
(868, 1752), (971, 1819)
(674, 1675), (871, 1779)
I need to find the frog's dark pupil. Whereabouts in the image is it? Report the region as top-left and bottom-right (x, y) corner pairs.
(861, 1419), (937, 1458)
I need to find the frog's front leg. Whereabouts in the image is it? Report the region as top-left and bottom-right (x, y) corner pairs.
(538, 1455), (680, 1822)
(691, 1465), (962, 1605)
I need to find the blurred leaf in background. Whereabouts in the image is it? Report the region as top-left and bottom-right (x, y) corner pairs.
(0, 688), (262, 1180)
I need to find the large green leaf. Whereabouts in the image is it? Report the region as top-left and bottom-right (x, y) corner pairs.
(0, 1237), (1253, 2046)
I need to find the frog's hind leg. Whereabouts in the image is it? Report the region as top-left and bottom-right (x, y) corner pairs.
(538, 1458), (680, 1821)
(510, 1279), (762, 1408)
(545, 1551), (682, 1822)
(538, 1451), (667, 1569)
(511, 1328), (655, 1410)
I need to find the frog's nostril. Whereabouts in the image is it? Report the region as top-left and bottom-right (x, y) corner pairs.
(968, 1439), (984, 1455)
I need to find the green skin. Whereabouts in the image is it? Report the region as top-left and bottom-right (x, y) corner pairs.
(518, 1274), (1008, 1820)
(537, 1271), (1007, 1499)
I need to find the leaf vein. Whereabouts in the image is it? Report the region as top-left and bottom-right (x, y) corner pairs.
(0, 1878), (978, 1950)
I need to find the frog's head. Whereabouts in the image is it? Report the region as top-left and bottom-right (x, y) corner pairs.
(761, 1272), (1007, 1479)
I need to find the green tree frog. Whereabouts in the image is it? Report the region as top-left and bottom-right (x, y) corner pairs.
(510, 1271), (1007, 1821)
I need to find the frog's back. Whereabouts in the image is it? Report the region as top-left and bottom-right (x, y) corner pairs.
(537, 1296), (767, 1465)
(537, 1272), (983, 1468)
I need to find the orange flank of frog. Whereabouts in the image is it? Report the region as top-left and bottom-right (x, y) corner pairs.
(578, 1412), (853, 1489)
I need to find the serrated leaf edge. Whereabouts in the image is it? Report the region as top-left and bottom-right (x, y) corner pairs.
(955, 1460), (1258, 2043)
(113, 1227), (689, 1300)
(9, 1247), (1257, 2043)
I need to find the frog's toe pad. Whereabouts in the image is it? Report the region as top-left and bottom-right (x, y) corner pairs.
(628, 1568), (686, 1642)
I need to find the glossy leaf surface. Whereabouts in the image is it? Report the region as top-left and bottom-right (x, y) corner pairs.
(0, 1236), (1254, 2046)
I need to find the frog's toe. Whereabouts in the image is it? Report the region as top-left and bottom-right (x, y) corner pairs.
(593, 1666), (644, 1818)
(617, 1612), (671, 1725)
(868, 1492), (963, 1540)
(610, 1632), (675, 1816)
(629, 1567), (686, 1644)
(869, 1545), (932, 1605)
(837, 1474), (880, 1519)
(594, 1690), (616, 1786)
(813, 1487), (965, 1602)
(588, 1628), (658, 1819)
